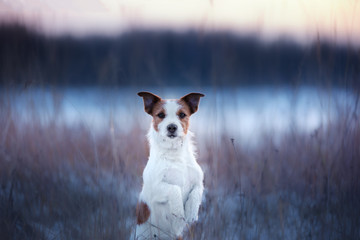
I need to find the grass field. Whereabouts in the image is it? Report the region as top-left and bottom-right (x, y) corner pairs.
(0, 87), (359, 239)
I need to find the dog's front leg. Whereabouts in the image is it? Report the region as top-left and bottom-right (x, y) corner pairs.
(184, 184), (203, 223)
(153, 183), (185, 236)
(166, 185), (185, 220)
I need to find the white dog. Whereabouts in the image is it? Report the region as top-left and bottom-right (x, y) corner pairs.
(135, 92), (204, 240)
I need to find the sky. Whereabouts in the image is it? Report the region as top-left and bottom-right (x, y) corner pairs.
(0, 0), (359, 45)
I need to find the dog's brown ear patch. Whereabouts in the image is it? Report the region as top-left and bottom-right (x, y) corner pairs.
(136, 201), (150, 225)
(138, 92), (162, 115)
(180, 93), (205, 114)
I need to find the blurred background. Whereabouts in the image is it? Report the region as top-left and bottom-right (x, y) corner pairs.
(0, 1), (359, 239)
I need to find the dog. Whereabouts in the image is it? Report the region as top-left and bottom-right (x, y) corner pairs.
(135, 92), (205, 240)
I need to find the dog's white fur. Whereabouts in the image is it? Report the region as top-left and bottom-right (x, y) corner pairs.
(135, 97), (204, 239)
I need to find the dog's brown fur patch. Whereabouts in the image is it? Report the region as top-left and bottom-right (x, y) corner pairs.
(151, 100), (166, 132)
(177, 99), (192, 134)
(136, 201), (150, 225)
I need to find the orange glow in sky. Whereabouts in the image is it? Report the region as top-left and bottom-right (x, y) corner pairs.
(0, 0), (359, 45)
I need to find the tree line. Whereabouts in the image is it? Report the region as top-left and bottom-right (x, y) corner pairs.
(0, 24), (358, 88)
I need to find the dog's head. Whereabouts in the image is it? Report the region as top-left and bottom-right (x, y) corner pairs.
(138, 92), (204, 140)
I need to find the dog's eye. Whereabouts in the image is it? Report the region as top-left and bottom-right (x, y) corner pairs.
(157, 112), (165, 119)
(178, 112), (186, 119)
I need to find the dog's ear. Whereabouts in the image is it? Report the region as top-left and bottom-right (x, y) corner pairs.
(180, 93), (205, 114)
(138, 92), (162, 115)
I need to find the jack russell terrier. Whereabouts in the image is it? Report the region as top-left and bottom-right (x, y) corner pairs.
(135, 92), (204, 240)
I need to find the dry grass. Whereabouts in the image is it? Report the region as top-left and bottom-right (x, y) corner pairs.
(0, 89), (359, 240)
(190, 119), (360, 239)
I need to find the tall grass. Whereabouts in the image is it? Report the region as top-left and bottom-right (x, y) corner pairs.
(0, 94), (145, 239)
(0, 87), (359, 240)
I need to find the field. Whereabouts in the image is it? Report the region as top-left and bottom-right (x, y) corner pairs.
(0, 87), (359, 239)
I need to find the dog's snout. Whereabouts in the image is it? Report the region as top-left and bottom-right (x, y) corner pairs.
(167, 124), (177, 133)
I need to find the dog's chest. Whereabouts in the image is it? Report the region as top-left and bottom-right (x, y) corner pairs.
(165, 162), (197, 202)
(145, 158), (200, 201)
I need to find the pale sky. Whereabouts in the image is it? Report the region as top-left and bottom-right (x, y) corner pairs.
(0, 0), (359, 45)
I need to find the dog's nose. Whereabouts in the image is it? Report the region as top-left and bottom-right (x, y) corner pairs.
(167, 124), (177, 133)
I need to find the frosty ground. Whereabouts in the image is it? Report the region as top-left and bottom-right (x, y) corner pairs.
(0, 87), (359, 239)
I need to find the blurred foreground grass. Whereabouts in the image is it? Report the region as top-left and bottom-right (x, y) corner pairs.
(0, 89), (359, 240)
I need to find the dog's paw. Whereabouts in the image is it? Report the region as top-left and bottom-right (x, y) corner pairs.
(185, 212), (198, 223)
(170, 212), (186, 236)
(184, 202), (199, 224)
(186, 216), (198, 223)
(171, 212), (185, 221)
